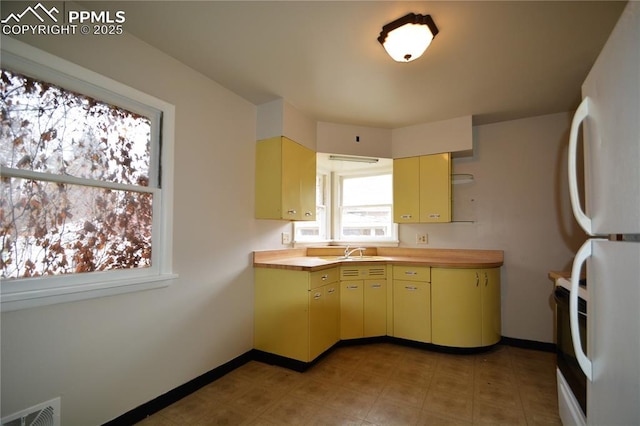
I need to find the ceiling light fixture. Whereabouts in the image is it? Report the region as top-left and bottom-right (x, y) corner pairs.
(377, 13), (439, 62)
(329, 155), (379, 164)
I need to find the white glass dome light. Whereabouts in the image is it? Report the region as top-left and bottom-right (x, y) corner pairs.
(378, 13), (439, 63)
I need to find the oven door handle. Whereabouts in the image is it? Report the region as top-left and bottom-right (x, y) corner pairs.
(570, 239), (599, 381)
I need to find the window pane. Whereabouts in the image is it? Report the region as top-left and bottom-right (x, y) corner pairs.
(0, 69), (151, 186)
(340, 205), (393, 238)
(295, 206), (326, 240)
(342, 174), (392, 206)
(1, 178), (153, 279)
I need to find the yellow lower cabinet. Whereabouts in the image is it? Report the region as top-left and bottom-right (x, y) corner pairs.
(393, 280), (431, 343)
(431, 267), (501, 348)
(339, 265), (387, 340)
(255, 267), (339, 362)
(391, 265), (431, 343)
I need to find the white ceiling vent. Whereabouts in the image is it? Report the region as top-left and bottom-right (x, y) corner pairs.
(1, 398), (60, 426)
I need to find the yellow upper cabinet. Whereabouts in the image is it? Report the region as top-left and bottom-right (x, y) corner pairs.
(255, 136), (316, 221)
(393, 153), (451, 223)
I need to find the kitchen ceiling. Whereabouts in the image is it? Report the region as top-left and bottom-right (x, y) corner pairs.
(91, 1), (625, 128)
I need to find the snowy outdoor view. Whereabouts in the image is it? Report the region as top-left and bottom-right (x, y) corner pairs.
(0, 69), (154, 280)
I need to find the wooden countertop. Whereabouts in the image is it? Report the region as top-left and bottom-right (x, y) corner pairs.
(253, 247), (504, 271)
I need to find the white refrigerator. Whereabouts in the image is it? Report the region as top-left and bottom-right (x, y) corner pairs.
(566, 2), (640, 425)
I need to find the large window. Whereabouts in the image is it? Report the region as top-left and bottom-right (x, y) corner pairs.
(0, 38), (175, 311)
(338, 173), (393, 241)
(294, 154), (396, 244)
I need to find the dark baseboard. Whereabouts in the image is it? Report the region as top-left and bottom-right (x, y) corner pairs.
(103, 350), (254, 426)
(501, 336), (557, 353)
(104, 335), (556, 424)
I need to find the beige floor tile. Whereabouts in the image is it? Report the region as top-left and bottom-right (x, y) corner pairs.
(365, 398), (422, 426)
(196, 374), (254, 404)
(379, 377), (429, 408)
(135, 414), (179, 425)
(259, 395), (322, 425)
(155, 393), (212, 425)
(326, 385), (378, 420)
(473, 400), (528, 425)
(417, 410), (473, 426)
(474, 379), (522, 410)
(230, 385), (284, 415)
(193, 404), (258, 426)
(344, 369), (388, 396)
(430, 371), (474, 397)
(305, 410), (364, 426)
(423, 390), (473, 422)
(289, 377), (342, 404)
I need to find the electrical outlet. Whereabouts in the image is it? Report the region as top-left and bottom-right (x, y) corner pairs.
(281, 232), (291, 245)
(416, 233), (428, 244)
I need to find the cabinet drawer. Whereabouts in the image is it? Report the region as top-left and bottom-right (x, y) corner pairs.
(311, 268), (339, 289)
(393, 265), (431, 282)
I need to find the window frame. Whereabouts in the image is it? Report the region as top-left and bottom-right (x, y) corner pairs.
(1, 37), (176, 312)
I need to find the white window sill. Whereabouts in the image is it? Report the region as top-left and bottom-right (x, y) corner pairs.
(1, 273), (178, 312)
(294, 240), (400, 248)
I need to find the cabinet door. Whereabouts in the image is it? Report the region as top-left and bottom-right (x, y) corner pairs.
(255, 137), (283, 219)
(281, 137), (303, 220)
(481, 268), (501, 346)
(298, 142), (317, 221)
(310, 282), (340, 360)
(393, 280), (431, 343)
(324, 283), (340, 348)
(419, 153), (451, 223)
(393, 157), (420, 223)
(254, 268), (309, 361)
(431, 268), (482, 347)
(364, 279), (387, 337)
(309, 286), (326, 360)
(340, 280), (364, 339)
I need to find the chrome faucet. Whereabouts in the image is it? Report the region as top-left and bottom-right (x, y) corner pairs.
(343, 245), (366, 259)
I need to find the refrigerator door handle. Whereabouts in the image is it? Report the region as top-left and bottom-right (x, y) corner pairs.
(568, 97), (594, 236)
(570, 239), (599, 381)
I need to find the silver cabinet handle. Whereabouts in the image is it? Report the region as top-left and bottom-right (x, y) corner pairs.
(475, 272), (480, 287)
(428, 213), (441, 219)
(405, 271), (417, 275)
(346, 285), (359, 290)
(327, 288), (336, 294)
(371, 283), (382, 289)
(313, 292), (321, 299)
(484, 272), (488, 287)
(287, 209), (297, 214)
(401, 214), (412, 219)
(321, 274), (328, 280)
(405, 286), (418, 291)
(304, 212), (312, 216)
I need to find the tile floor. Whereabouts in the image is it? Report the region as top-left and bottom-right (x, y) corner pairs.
(136, 343), (561, 425)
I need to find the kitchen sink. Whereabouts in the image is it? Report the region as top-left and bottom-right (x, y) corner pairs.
(316, 255), (387, 261)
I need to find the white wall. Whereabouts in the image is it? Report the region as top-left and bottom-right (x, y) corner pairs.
(399, 112), (587, 343)
(0, 31), (285, 425)
(392, 115), (473, 158)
